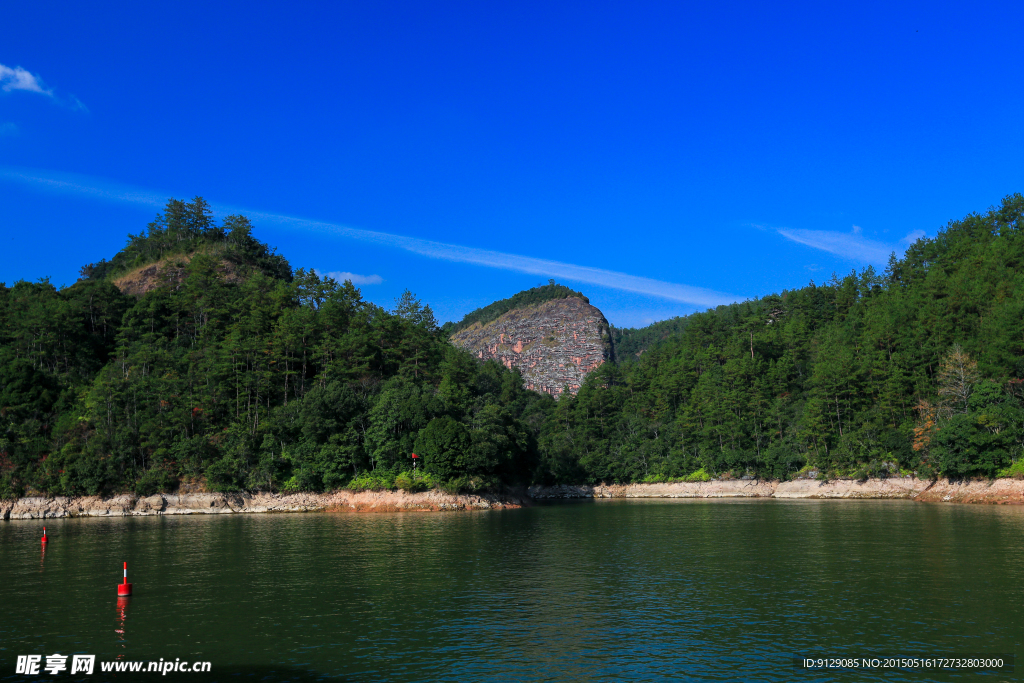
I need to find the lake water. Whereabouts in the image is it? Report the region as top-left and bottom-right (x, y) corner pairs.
(1, 499), (1021, 682)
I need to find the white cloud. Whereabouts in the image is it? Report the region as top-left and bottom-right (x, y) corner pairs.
(777, 225), (927, 264)
(778, 227), (894, 263)
(901, 229), (926, 245)
(316, 270), (383, 285)
(0, 64), (51, 95)
(263, 211), (741, 307)
(0, 63), (86, 110)
(0, 167), (166, 206)
(0, 166), (745, 308)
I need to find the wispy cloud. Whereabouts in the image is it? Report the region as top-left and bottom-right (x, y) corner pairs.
(0, 64), (51, 95)
(0, 166), (744, 308)
(69, 94), (89, 113)
(0, 63), (86, 110)
(316, 269), (384, 285)
(777, 224), (925, 264)
(901, 229), (925, 245)
(0, 167), (165, 207)
(255, 210), (740, 306)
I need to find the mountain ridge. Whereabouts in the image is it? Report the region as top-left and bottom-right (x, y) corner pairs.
(3, 193), (1024, 499)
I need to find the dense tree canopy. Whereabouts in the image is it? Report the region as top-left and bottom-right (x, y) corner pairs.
(2, 194), (1023, 498)
(551, 193), (1024, 483)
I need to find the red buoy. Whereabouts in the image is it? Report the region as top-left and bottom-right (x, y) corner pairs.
(41, 527), (48, 544)
(117, 562), (132, 596)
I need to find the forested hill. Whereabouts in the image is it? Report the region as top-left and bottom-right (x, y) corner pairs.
(0, 198), (557, 497)
(610, 317), (691, 361)
(553, 193), (1024, 483)
(441, 281), (588, 335)
(80, 196), (292, 284)
(2, 193), (1023, 499)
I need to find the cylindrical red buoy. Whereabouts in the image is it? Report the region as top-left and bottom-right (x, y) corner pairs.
(117, 561), (132, 596)
(41, 527), (48, 544)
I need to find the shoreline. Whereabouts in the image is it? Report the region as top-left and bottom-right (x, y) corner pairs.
(0, 489), (530, 520)
(4, 477), (1024, 520)
(529, 476), (1024, 504)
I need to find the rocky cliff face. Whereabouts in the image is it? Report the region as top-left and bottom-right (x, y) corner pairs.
(449, 297), (612, 397)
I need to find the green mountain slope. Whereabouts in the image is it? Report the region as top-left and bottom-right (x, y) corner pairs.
(541, 193), (1024, 483)
(610, 316), (692, 361)
(2, 193), (1023, 497)
(0, 198), (549, 497)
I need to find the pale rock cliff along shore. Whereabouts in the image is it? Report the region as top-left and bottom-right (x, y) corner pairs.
(0, 490), (528, 519)
(529, 477), (1024, 504)
(5, 477), (1024, 519)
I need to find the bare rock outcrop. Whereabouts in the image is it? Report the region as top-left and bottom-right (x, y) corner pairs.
(913, 477), (1024, 504)
(773, 477), (931, 499)
(529, 476), (1024, 504)
(112, 253), (242, 297)
(529, 481), (778, 499)
(6, 477), (1024, 521)
(449, 297), (612, 396)
(0, 490), (528, 519)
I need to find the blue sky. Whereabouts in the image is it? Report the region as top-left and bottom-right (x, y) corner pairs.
(1, 1), (1022, 328)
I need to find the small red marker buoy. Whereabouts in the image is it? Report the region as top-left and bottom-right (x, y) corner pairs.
(117, 562), (132, 597)
(41, 527), (48, 544)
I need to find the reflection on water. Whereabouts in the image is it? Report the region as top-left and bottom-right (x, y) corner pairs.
(39, 526), (48, 573)
(1, 500), (1023, 682)
(115, 596), (130, 652)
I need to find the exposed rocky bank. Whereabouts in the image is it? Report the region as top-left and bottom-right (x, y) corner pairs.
(5, 477), (1024, 520)
(529, 477), (1024, 504)
(449, 297), (612, 397)
(0, 489), (527, 520)
(112, 252), (242, 297)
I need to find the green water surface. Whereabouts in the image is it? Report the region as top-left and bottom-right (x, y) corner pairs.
(1, 499), (1022, 681)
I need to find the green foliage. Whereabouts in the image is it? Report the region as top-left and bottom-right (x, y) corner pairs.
(365, 378), (440, 472)
(414, 416), (473, 480)
(436, 475), (498, 494)
(531, 193), (1024, 483)
(683, 467), (712, 482)
(931, 379), (1023, 477)
(610, 317), (692, 362)
(393, 290), (439, 332)
(394, 470), (438, 492)
(80, 197), (291, 283)
(4, 193), (1024, 497)
(0, 200), (553, 497)
(347, 469), (396, 492)
(997, 459), (1024, 479)
(135, 467), (177, 496)
(442, 281), (588, 335)
(393, 471), (413, 491)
